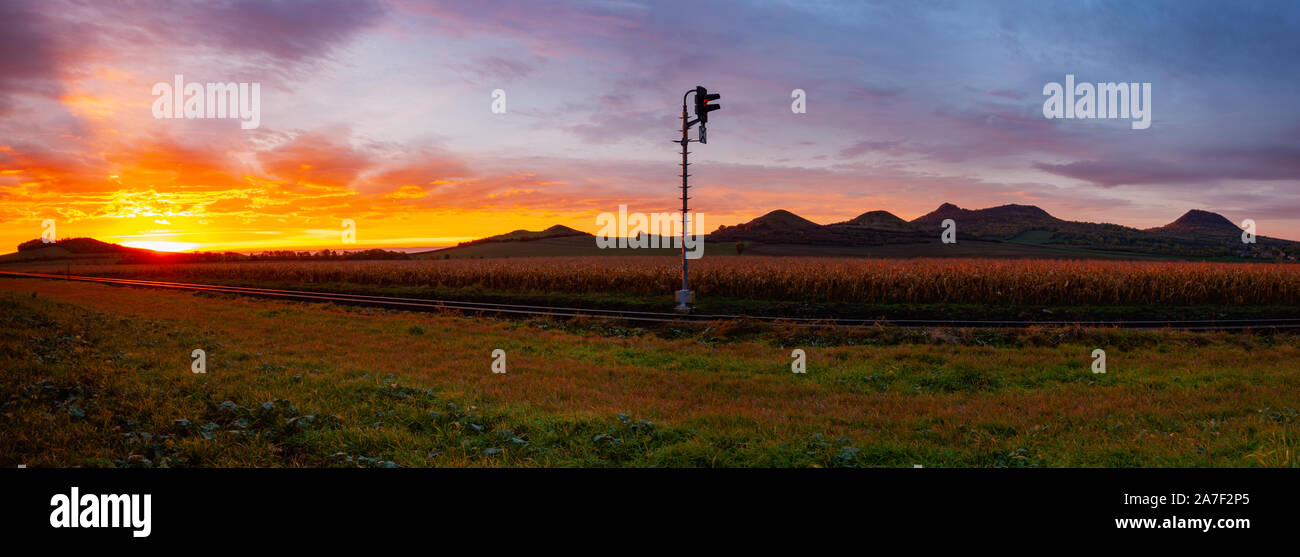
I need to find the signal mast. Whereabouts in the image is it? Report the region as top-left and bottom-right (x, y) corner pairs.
(676, 85), (721, 313)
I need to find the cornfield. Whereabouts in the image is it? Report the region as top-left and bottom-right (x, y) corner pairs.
(41, 256), (1300, 306)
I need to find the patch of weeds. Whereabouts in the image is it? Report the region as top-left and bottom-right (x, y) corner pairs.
(1261, 406), (1298, 425)
(915, 365), (998, 393)
(991, 447), (1042, 468)
(19, 379), (99, 421)
(803, 434), (866, 468)
(328, 452), (401, 468)
(522, 316), (647, 339)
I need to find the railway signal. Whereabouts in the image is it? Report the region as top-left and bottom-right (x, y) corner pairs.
(694, 86), (721, 125)
(676, 85), (722, 313)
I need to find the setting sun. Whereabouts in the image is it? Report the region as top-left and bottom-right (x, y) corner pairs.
(120, 240), (200, 252)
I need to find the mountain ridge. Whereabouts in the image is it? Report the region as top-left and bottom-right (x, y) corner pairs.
(912, 203), (1060, 226)
(705, 203), (1296, 259)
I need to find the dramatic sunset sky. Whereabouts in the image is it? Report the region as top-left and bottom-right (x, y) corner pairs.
(2, 0), (1299, 252)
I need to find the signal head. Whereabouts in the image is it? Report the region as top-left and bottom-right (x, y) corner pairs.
(693, 86), (722, 123)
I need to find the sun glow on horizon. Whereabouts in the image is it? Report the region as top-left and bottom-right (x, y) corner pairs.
(121, 240), (201, 252)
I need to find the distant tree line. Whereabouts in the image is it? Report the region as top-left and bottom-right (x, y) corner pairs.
(119, 248), (412, 264)
(16, 237), (413, 263)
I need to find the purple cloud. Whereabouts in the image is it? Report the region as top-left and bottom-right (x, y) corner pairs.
(1036, 146), (1300, 187)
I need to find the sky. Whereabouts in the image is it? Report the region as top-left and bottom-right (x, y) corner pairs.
(2, 0), (1299, 252)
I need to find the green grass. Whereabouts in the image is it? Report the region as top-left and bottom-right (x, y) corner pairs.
(2, 278), (1298, 468)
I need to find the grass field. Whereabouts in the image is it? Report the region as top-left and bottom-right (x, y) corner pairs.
(3, 277), (1298, 468)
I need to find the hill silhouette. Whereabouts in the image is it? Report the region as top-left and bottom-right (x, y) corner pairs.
(457, 224), (592, 246)
(832, 210), (910, 229)
(708, 210), (850, 244)
(16, 237), (142, 254)
(2, 237), (156, 263)
(914, 203), (1057, 224)
(1147, 210), (1243, 236)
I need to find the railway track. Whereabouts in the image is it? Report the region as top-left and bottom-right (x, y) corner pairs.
(4, 270), (1300, 330)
